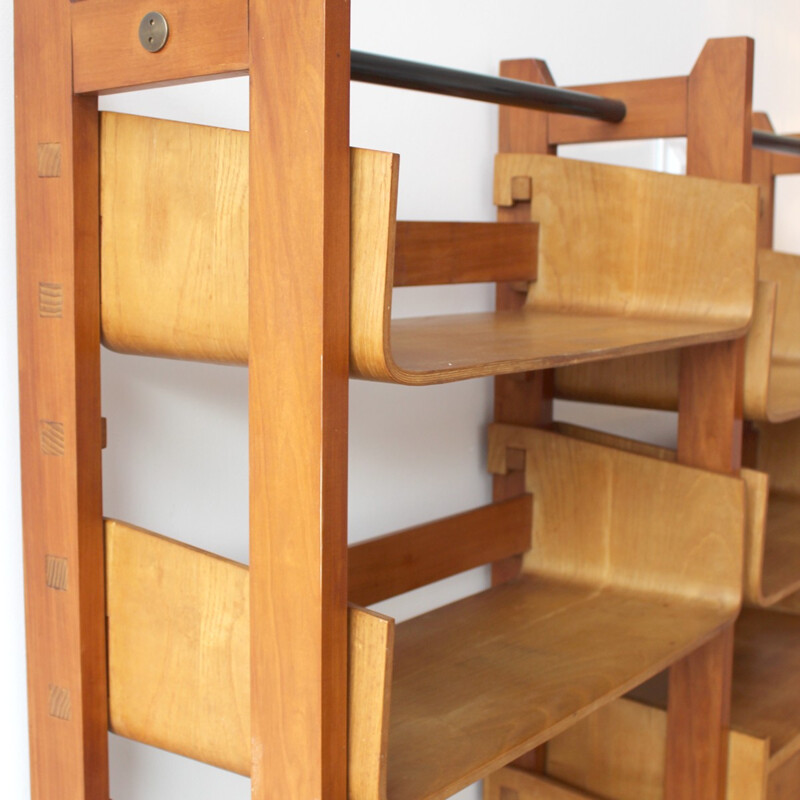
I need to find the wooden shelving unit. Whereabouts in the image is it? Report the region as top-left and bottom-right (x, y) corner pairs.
(14, 1), (800, 798)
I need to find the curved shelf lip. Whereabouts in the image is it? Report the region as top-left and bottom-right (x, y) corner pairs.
(368, 310), (751, 385)
(556, 249), (800, 424)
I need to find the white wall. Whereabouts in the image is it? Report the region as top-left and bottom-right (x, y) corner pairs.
(3, 2), (800, 798)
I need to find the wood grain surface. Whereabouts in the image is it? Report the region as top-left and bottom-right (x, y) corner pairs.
(72, 0), (248, 94)
(16, 0), (109, 796)
(247, 0), (351, 797)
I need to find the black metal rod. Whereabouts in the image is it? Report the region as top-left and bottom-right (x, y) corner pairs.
(752, 129), (800, 157)
(351, 50), (627, 123)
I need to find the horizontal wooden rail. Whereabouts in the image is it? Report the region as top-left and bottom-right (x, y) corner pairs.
(72, 0), (249, 94)
(547, 77), (688, 145)
(394, 222), (537, 287)
(348, 495), (533, 606)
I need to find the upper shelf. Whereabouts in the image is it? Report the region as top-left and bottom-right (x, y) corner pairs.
(556, 249), (800, 423)
(105, 427), (744, 800)
(100, 112), (758, 383)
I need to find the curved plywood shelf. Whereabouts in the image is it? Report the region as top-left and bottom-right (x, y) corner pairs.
(105, 429), (743, 800)
(525, 609), (800, 800)
(100, 112), (758, 383)
(551, 421), (800, 609)
(556, 249), (800, 423)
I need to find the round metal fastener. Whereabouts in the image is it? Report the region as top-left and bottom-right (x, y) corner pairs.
(139, 12), (169, 53)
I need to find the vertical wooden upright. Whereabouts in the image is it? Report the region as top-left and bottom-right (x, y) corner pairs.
(492, 59), (554, 588)
(491, 58), (555, 773)
(666, 37), (754, 800)
(15, 0), (108, 798)
(248, 1), (351, 799)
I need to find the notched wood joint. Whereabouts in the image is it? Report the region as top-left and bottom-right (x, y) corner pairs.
(37, 143), (62, 178)
(40, 420), (65, 456)
(505, 447), (526, 472)
(510, 176), (532, 203)
(48, 684), (71, 720)
(38, 282), (63, 318)
(45, 555), (68, 591)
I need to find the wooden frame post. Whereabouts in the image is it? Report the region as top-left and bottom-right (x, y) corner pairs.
(491, 57), (556, 773)
(248, 1), (351, 799)
(492, 58), (555, 587)
(666, 36), (755, 800)
(15, 0), (108, 797)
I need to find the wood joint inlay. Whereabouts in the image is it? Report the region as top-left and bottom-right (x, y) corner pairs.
(510, 176), (532, 202)
(39, 420), (65, 456)
(38, 282), (63, 318)
(37, 143), (61, 177)
(47, 685), (71, 720)
(45, 555), (68, 591)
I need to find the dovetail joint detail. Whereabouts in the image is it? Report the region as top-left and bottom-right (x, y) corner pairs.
(38, 282), (63, 318)
(40, 421), (65, 456)
(37, 143), (62, 178)
(45, 556), (68, 591)
(48, 685), (71, 721)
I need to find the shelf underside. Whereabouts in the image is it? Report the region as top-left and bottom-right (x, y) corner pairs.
(386, 575), (733, 800)
(386, 309), (744, 384)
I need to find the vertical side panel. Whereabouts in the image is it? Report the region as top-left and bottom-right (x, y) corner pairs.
(15, 0), (108, 797)
(248, 0), (351, 798)
(668, 36), (754, 800)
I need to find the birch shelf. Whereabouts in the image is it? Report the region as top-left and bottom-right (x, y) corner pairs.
(100, 112), (758, 383)
(105, 428), (744, 800)
(555, 249), (800, 423)
(510, 608), (800, 800)
(551, 421), (800, 609)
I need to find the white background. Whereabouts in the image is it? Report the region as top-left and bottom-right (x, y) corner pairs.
(3, 1), (800, 798)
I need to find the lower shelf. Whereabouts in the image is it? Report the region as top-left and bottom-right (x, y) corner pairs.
(387, 576), (733, 800)
(532, 607), (800, 800)
(106, 514), (740, 800)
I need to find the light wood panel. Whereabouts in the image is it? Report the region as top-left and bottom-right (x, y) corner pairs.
(247, 1), (350, 798)
(106, 519), (394, 789)
(555, 250), (800, 423)
(489, 426), (743, 607)
(348, 496), (532, 607)
(71, 0), (249, 94)
(100, 113), (758, 383)
(549, 422), (800, 609)
(16, 0), (108, 796)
